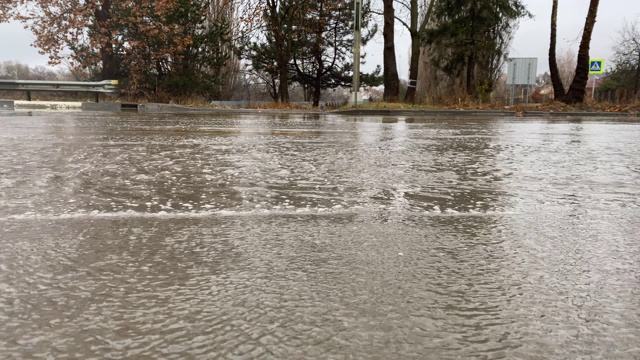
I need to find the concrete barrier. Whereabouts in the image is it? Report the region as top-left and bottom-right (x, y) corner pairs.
(0, 100), (14, 110)
(13, 101), (83, 110)
(81, 102), (122, 112)
(0, 101), (124, 112)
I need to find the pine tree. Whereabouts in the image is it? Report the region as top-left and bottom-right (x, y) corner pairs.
(290, 0), (378, 106)
(425, 0), (529, 100)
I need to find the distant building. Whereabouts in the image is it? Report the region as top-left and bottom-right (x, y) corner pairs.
(586, 75), (609, 92)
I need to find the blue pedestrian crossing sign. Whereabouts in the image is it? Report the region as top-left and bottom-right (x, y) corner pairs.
(589, 59), (604, 74)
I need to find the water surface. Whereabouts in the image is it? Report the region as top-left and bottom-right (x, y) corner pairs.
(1, 112), (639, 359)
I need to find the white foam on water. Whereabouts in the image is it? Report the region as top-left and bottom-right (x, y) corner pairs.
(0, 206), (520, 222)
(0, 207), (361, 221)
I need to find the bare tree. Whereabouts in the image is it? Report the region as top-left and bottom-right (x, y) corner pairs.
(403, 0), (435, 103)
(370, 0), (436, 102)
(386, 0), (436, 103)
(207, 0), (243, 100)
(612, 17), (640, 96)
(564, 0), (600, 104)
(548, 0), (565, 100)
(0, 61), (31, 80)
(557, 49), (577, 90)
(31, 65), (59, 81)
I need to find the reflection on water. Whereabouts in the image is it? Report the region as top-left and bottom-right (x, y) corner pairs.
(0, 112), (639, 358)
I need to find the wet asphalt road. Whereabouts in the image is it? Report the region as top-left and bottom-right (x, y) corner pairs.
(1, 112), (639, 359)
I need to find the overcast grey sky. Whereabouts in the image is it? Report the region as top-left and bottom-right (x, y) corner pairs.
(0, 1), (639, 78)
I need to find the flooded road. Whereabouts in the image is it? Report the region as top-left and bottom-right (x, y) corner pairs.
(1, 112), (639, 359)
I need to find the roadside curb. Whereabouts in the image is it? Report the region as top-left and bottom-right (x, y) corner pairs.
(332, 109), (516, 117)
(333, 108), (638, 118)
(126, 104), (640, 118)
(1, 100), (637, 118)
(137, 103), (323, 116)
(522, 110), (635, 118)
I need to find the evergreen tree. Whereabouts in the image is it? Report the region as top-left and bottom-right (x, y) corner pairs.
(426, 0), (529, 100)
(157, 0), (234, 99)
(252, 0), (304, 103)
(248, 38), (282, 101)
(291, 0), (378, 107)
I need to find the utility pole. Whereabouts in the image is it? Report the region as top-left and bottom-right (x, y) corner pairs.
(352, 0), (362, 108)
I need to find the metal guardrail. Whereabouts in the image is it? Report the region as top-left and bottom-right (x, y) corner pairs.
(0, 79), (119, 102)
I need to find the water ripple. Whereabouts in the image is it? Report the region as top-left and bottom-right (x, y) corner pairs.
(1, 113), (639, 358)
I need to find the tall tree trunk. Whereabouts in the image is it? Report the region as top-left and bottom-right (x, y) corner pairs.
(634, 51), (640, 96)
(549, 0), (565, 101)
(466, 54), (476, 97)
(95, 0), (117, 80)
(383, 0), (399, 101)
(277, 50), (290, 103)
(267, 0), (291, 103)
(270, 76), (279, 101)
(465, 3), (477, 98)
(312, 20), (324, 107)
(564, 0), (600, 104)
(312, 76), (322, 107)
(99, 43), (117, 80)
(404, 0), (435, 103)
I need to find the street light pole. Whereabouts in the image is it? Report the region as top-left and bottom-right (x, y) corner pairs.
(352, 0), (362, 108)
